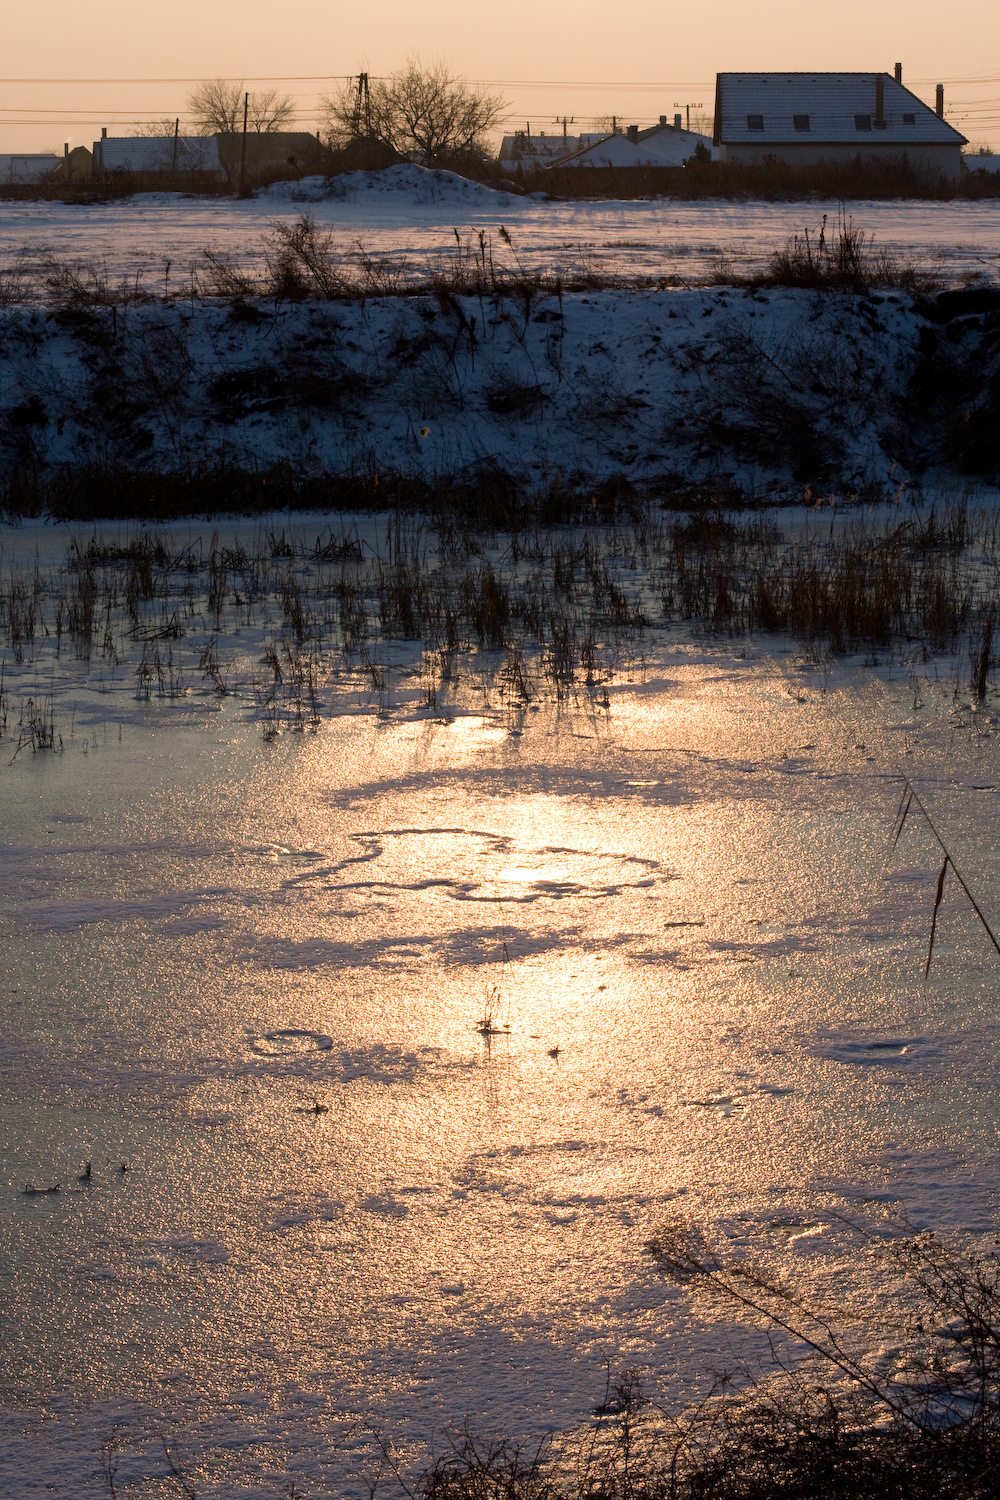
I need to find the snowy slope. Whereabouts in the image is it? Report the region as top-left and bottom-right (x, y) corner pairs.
(1, 281), (997, 501)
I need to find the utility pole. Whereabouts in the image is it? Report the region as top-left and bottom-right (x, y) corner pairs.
(239, 92), (248, 189)
(673, 102), (704, 133)
(171, 116), (179, 170)
(351, 73), (371, 140)
(553, 115), (574, 141)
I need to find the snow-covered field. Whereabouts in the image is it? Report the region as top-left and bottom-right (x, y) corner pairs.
(3, 511), (1000, 1496)
(0, 165), (998, 288)
(0, 165), (995, 503)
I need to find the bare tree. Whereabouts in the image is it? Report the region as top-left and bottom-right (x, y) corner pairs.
(246, 87), (296, 133)
(322, 59), (506, 164)
(130, 117), (186, 138)
(187, 79), (295, 135)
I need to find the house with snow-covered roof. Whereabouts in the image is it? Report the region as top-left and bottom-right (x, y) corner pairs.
(93, 134), (224, 177)
(546, 122), (714, 170)
(713, 70), (966, 179)
(499, 131), (612, 169)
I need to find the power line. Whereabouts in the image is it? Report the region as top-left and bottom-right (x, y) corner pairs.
(0, 74), (356, 84)
(0, 69), (996, 86)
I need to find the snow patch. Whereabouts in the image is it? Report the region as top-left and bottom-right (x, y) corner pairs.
(256, 163), (519, 207)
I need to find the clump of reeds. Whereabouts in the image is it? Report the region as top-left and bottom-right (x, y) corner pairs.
(395, 1225), (1000, 1500)
(476, 984), (509, 1037)
(2, 500), (998, 746)
(9, 694), (59, 760)
(753, 210), (939, 294)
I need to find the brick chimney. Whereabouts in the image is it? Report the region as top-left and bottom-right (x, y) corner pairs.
(674, 113), (682, 131)
(627, 124), (639, 143)
(936, 84), (944, 118)
(894, 62), (902, 83)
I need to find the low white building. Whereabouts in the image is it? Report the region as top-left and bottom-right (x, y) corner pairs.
(499, 130), (610, 170)
(547, 124), (715, 169)
(963, 151), (1000, 175)
(713, 71), (967, 179)
(93, 135), (223, 175)
(0, 153), (60, 184)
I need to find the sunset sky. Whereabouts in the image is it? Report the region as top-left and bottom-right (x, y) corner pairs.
(1, 0), (997, 154)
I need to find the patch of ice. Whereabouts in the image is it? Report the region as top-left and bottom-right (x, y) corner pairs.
(154, 1236), (230, 1265)
(267, 1191), (344, 1232)
(360, 1191), (411, 1218)
(16, 889), (233, 929)
(248, 1029), (334, 1056)
(818, 1035), (930, 1066)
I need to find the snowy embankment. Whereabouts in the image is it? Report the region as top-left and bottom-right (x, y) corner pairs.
(1, 278), (998, 505)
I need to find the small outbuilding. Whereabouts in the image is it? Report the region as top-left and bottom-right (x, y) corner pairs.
(0, 153), (61, 184)
(713, 71), (967, 180)
(91, 132), (333, 185)
(51, 146), (94, 182)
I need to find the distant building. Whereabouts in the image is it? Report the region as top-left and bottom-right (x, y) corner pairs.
(634, 118), (716, 164)
(963, 150), (1000, 175)
(93, 135), (224, 178)
(713, 71), (966, 179)
(91, 132), (333, 184)
(52, 145), (94, 183)
(0, 153), (60, 184)
(214, 132), (335, 181)
(547, 120), (715, 169)
(499, 131), (609, 170)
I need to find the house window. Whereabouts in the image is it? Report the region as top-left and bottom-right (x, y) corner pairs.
(903, 112), (915, 124)
(855, 114), (872, 131)
(746, 114), (764, 131)
(793, 114), (810, 132)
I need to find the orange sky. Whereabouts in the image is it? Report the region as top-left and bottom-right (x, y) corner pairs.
(1, 0), (997, 154)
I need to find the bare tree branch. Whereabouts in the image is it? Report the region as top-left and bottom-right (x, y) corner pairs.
(187, 79), (295, 135)
(321, 58), (506, 164)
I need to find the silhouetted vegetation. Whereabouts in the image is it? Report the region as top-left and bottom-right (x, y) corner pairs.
(533, 155), (1000, 202)
(386, 1225), (1000, 1500)
(3, 501), (998, 752)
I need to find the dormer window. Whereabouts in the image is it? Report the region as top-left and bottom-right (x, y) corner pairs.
(747, 114), (764, 131)
(855, 114), (872, 131)
(793, 114), (810, 132)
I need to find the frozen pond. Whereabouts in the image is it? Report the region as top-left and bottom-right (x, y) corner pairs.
(0, 169), (999, 288)
(2, 512), (1000, 1496)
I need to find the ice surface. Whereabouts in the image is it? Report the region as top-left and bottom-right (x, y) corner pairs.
(2, 514), (1000, 1495)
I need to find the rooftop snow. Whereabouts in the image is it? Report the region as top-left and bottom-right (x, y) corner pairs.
(715, 73), (966, 146)
(94, 135), (222, 172)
